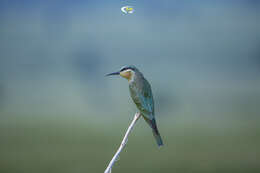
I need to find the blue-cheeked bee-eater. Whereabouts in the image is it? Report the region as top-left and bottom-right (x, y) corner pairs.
(106, 65), (163, 147)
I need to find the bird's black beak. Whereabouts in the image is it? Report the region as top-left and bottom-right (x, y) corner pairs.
(106, 71), (120, 76)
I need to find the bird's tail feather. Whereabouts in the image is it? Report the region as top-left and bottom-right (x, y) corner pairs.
(143, 116), (164, 147)
(152, 128), (163, 147)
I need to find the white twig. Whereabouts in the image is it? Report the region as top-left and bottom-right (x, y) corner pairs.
(104, 112), (141, 173)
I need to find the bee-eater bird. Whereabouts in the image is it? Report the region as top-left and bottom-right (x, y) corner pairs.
(106, 65), (163, 147)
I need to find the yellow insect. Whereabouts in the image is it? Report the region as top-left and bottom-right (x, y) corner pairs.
(121, 6), (134, 14)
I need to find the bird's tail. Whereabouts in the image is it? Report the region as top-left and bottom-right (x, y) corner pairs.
(144, 117), (164, 147)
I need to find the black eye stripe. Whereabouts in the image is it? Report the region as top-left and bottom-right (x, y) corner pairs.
(120, 67), (134, 72)
(120, 68), (127, 72)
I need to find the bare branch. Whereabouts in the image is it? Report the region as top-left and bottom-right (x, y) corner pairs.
(104, 112), (141, 173)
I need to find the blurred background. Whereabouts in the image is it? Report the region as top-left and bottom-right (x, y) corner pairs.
(0, 0), (260, 173)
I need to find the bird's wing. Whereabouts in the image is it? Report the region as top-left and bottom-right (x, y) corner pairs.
(129, 79), (154, 120)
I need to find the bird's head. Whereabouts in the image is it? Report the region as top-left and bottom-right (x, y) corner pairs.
(106, 65), (138, 81)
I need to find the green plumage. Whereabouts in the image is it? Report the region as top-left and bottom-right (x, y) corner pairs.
(128, 66), (163, 147)
(107, 65), (163, 147)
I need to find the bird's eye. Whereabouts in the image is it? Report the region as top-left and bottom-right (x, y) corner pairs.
(120, 68), (127, 72)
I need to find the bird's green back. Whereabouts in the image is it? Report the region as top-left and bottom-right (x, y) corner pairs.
(129, 77), (154, 120)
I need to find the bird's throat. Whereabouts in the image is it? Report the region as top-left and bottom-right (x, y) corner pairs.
(120, 71), (132, 81)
